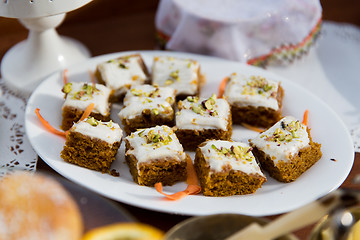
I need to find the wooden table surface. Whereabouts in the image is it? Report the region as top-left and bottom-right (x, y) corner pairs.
(1, 0), (360, 239)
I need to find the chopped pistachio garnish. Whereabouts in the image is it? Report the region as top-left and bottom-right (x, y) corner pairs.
(131, 87), (162, 98)
(204, 100), (213, 110)
(152, 108), (159, 115)
(72, 83), (99, 100)
(165, 79), (173, 85)
(265, 120), (303, 143)
(186, 96), (198, 103)
(263, 84), (273, 92)
(165, 96), (174, 104)
(85, 84), (93, 95)
(148, 87), (160, 98)
(242, 75), (275, 97)
(165, 69), (180, 85)
(86, 117), (98, 126)
(145, 129), (173, 148)
(203, 95), (216, 110)
(106, 120), (114, 128)
(211, 144), (253, 161)
(138, 129), (145, 136)
(62, 83), (72, 94)
(190, 94), (218, 116)
(119, 63), (128, 69)
(130, 88), (142, 96)
(142, 109), (151, 115)
(170, 70), (179, 79)
(191, 105), (204, 115)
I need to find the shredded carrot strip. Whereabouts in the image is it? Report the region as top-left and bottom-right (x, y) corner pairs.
(79, 103), (95, 122)
(35, 108), (66, 137)
(35, 103), (94, 138)
(218, 77), (229, 98)
(63, 69), (68, 85)
(155, 155), (201, 201)
(241, 123), (264, 133)
(302, 109), (309, 126)
(88, 70), (96, 88)
(185, 155), (199, 186)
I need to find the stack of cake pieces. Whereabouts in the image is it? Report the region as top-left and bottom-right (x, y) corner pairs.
(55, 53), (323, 197)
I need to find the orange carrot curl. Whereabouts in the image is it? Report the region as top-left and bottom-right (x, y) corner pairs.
(79, 103), (95, 121)
(88, 70), (96, 88)
(218, 77), (229, 98)
(35, 108), (66, 137)
(35, 103), (95, 138)
(241, 123), (264, 133)
(63, 69), (68, 85)
(155, 155), (201, 201)
(302, 109), (309, 126)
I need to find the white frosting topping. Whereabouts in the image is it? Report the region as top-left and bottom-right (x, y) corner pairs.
(151, 56), (199, 96)
(62, 82), (112, 116)
(176, 96), (231, 130)
(97, 55), (147, 95)
(118, 84), (175, 120)
(200, 140), (265, 176)
(70, 117), (123, 144)
(125, 125), (186, 164)
(123, 84), (176, 104)
(249, 116), (310, 164)
(223, 73), (280, 110)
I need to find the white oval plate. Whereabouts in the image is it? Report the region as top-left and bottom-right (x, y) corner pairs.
(25, 50), (354, 216)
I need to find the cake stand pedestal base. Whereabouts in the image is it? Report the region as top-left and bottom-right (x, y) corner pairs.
(0, 13), (91, 98)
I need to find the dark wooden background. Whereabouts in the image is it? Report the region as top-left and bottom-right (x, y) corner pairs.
(1, 0), (360, 64)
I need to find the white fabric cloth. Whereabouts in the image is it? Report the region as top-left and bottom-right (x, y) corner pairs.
(156, 0), (322, 63)
(268, 22), (360, 152)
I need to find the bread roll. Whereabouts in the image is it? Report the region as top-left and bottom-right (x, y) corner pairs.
(0, 172), (83, 240)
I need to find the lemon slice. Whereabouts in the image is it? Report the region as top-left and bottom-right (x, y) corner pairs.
(347, 220), (360, 240)
(82, 223), (164, 240)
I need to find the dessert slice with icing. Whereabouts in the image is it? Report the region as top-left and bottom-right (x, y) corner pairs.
(249, 116), (322, 182)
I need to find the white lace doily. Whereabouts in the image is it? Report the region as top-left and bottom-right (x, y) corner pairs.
(0, 79), (37, 177)
(269, 21), (360, 152)
(351, 125), (360, 153)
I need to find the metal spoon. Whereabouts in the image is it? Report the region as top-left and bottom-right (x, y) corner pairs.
(310, 204), (360, 240)
(226, 188), (360, 240)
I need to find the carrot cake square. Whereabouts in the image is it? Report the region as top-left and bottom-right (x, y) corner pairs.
(124, 125), (187, 186)
(61, 117), (123, 173)
(249, 116), (322, 182)
(223, 73), (284, 128)
(175, 94), (232, 151)
(95, 54), (150, 102)
(61, 82), (113, 131)
(195, 140), (267, 196)
(118, 84), (176, 135)
(151, 56), (201, 100)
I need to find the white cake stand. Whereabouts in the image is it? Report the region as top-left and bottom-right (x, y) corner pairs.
(0, 0), (93, 97)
